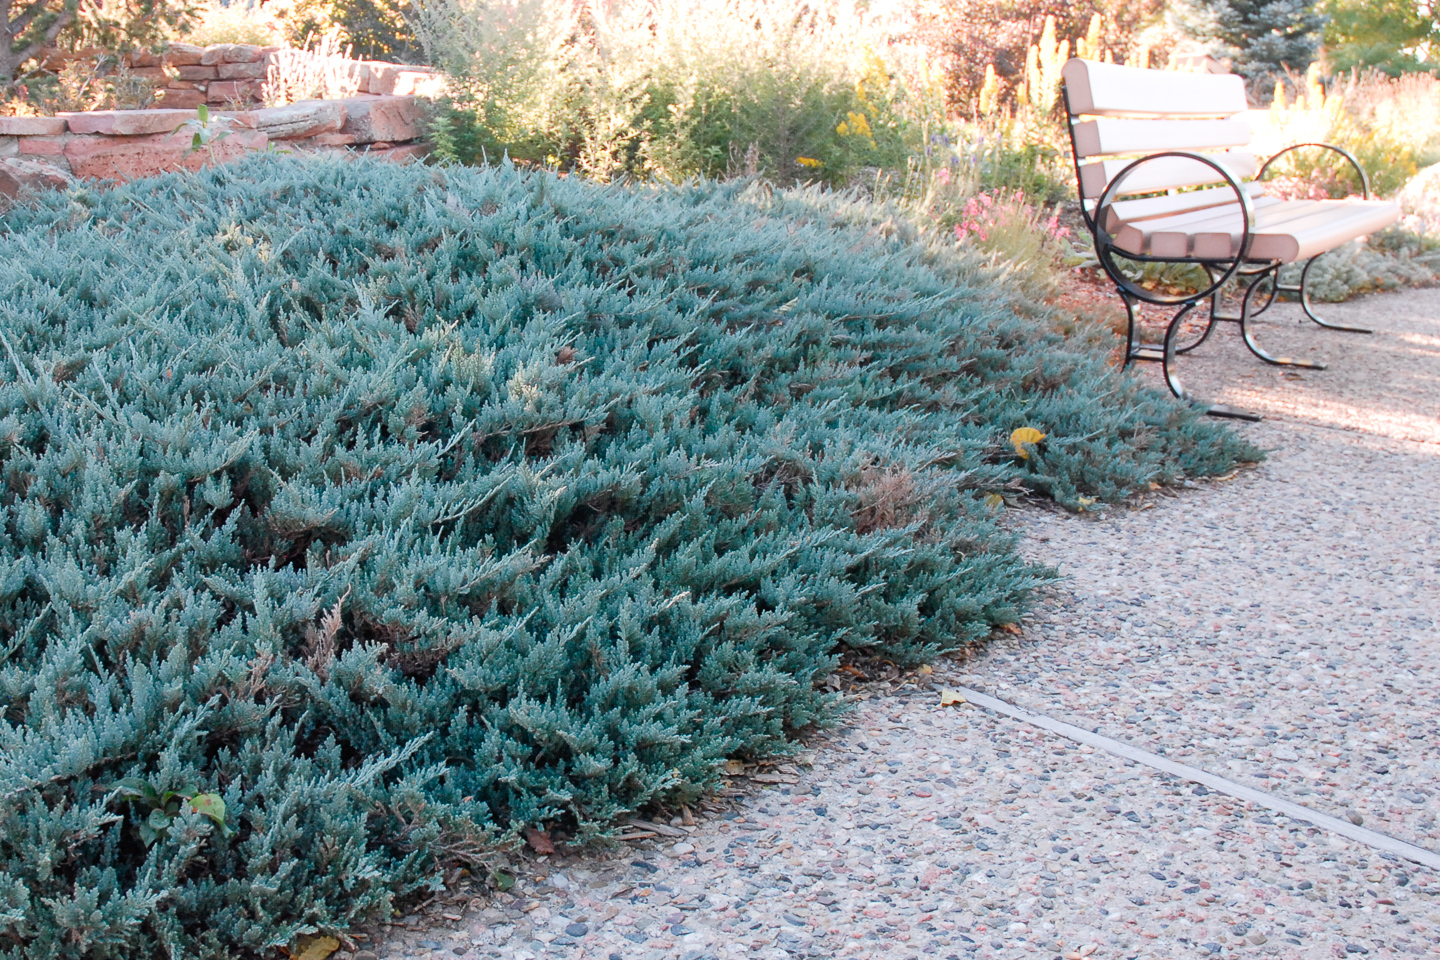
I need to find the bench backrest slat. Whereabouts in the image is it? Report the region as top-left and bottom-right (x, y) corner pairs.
(1071, 118), (1253, 159)
(1098, 181), (1268, 232)
(1078, 151), (1258, 200)
(1062, 59), (1248, 118)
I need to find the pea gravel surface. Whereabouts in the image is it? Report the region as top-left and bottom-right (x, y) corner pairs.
(356, 288), (1440, 960)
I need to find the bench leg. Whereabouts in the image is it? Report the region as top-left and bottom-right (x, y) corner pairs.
(1160, 302), (1263, 422)
(1120, 292), (1215, 364)
(1120, 289), (1263, 421)
(1237, 267), (1327, 370)
(1174, 295), (1218, 354)
(1275, 252), (1374, 334)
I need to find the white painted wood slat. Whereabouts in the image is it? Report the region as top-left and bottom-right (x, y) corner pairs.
(1071, 118), (1252, 159)
(1148, 200), (1327, 258)
(1099, 182), (1268, 233)
(1192, 200), (1402, 261)
(1078, 151), (1258, 200)
(1062, 58), (1248, 118)
(1113, 197), (1288, 256)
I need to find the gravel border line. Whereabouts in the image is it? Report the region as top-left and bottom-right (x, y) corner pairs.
(954, 685), (1440, 871)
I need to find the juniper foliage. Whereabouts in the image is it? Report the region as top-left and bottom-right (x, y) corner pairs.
(0, 155), (1258, 959)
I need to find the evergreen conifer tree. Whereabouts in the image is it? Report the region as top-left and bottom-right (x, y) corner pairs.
(1320, 0), (1440, 75)
(1174, 0), (1326, 82)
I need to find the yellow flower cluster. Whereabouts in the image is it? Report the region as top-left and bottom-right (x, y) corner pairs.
(836, 110), (873, 140)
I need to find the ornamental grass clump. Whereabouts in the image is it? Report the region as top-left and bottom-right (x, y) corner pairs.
(0, 155), (1256, 959)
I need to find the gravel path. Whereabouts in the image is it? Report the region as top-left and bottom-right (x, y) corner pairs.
(355, 288), (1440, 960)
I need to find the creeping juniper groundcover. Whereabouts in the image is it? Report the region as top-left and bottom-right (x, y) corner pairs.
(0, 155), (1257, 959)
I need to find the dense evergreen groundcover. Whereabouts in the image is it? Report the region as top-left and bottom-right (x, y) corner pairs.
(0, 156), (1258, 959)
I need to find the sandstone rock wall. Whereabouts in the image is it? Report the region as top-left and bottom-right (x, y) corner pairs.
(38, 42), (443, 110)
(0, 96), (430, 187)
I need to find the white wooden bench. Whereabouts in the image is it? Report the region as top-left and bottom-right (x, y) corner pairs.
(1061, 58), (1401, 420)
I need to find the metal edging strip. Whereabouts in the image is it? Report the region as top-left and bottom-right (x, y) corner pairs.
(952, 685), (1440, 872)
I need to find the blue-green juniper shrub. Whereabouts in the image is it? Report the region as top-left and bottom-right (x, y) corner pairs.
(0, 155), (1259, 959)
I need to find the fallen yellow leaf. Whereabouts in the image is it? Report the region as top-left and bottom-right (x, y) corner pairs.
(916, 664), (933, 675)
(939, 689), (966, 707)
(983, 492), (1005, 509)
(293, 936), (339, 960)
(1010, 427), (1046, 458)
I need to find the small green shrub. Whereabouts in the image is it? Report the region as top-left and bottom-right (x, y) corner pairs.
(949, 188), (1080, 300)
(1277, 226), (1440, 300)
(281, 0), (424, 62)
(0, 155), (1256, 959)
(413, 0), (921, 183)
(1255, 70), (1440, 198)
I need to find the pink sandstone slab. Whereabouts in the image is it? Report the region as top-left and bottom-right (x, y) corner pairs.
(207, 80), (263, 103)
(250, 100), (346, 139)
(63, 109), (203, 136)
(18, 136), (67, 157)
(367, 66), (444, 97)
(0, 157), (73, 197)
(200, 44), (265, 65)
(158, 90), (208, 109)
(367, 142), (432, 164)
(0, 116), (67, 136)
(164, 43), (205, 66)
(64, 128), (267, 180)
(337, 95), (424, 144)
(211, 111), (259, 129)
(217, 60), (269, 80)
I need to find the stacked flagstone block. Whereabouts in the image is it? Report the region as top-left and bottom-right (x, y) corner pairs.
(0, 41), (440, 190)
(0, 96), (429, 189)
(36, 41), (443, 110)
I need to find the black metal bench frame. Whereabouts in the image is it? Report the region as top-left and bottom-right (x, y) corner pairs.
(1062, 85), (1376, 422)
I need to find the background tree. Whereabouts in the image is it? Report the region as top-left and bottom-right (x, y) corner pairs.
(1319, 0), (1439, 75)
(280, 0), (422, 62)
(1172, 0), (1326, 82)
(914, 0), (1167, 116)
(2, 0), (197, 87)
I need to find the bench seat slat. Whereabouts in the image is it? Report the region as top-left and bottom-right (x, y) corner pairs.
(1114, 197), (1289, 256)
(1072, 118), (1253, 159)
(1192, 200), (1402, 261)
(1098, 182), (1268, 233)
(1079, 151), (1258, 200)
(1062, 59), (1248, 118)
(1147, 200), (1329, 258)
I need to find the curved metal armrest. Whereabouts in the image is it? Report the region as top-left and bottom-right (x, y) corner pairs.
(1258, 142), (1371, 200)
(1092, 150), (1255, 305)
